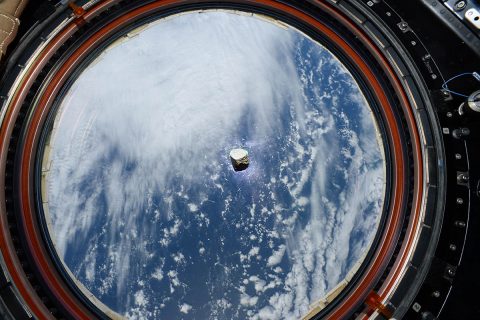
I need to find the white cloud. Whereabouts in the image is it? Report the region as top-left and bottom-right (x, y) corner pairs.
(151, 268), (163, 281)
(267, 245), (286, 267)
(179, 303), (192, 314)
(134, 290), (148, 307)
(45, 10), (385, 319)
(240, 293), (259, 307)
(248, 247), (260, 259)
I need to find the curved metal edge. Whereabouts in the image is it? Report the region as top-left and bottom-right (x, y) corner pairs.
(329, 0), (447, 319)
(0, 2), (119, 319)
(0, 0), (439, 319)
(3, 0), (410, 320)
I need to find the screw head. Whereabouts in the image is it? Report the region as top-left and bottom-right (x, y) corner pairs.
(432, 291), (440, 298)
(455, 153), (462, 159)
(412, 302), (422, 312)
(455, 1), (466, 10)
(449, 244), (457, 251)
(455, 220), (466, 228)
(447, 268), (456, 277)
(422, 311), (435, 320)
(446, 112), (453, 117)
(457, 198), (464, 204)
(458, 173), (469, 182)
(398, 21), (408, 31)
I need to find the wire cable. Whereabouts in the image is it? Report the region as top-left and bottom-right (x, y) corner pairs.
(441, 72), (480, 98)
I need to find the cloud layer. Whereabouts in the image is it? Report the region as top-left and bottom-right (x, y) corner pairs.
(45, 11), (386, 319)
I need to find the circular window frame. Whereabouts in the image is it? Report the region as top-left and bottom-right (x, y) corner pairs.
(37, 7), (394, 319)
(0, 1), (443, 320)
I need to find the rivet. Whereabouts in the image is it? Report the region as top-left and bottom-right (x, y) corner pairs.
(455, 1), (466, 10)
(455, 220), (466, 227)
(447, 268), (456, 277)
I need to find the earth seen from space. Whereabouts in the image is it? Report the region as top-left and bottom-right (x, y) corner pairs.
(43, 10), (386, 320)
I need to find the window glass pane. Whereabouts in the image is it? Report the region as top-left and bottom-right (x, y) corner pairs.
(42, 10), (386, 319)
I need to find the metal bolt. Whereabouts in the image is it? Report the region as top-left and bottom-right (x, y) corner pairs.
(412, 302), (422, 312)
(455, 220), (466, 227)
(447, 268), (456, 277)
(454, 1), (467, 11)
(411, 40), (417, 46)
(449, 244), (457, 251)
(422, 311), (435, 320)
(453, 127), (470, 139)
(398, 21), (408, 31)
(457, 198), (464, 204)
(455, 153), (462, 159)
(457, 173), (469, 183)
(432, 291), (440, 298)
(446, 112), (453, 117)
(431, 74), (437, 79)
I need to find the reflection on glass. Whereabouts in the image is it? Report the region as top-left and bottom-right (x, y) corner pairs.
(42, 10), (386, 319)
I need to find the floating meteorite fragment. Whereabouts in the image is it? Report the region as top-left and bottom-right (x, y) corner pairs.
(230, 148), (249, 171)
